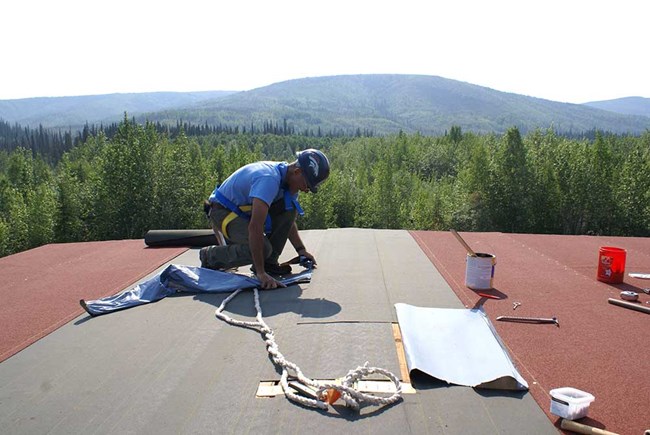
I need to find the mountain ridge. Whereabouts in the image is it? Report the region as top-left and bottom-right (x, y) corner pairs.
(1, 75), (649, 135)
(0, 91), (235, 128)
(583, 96), (650, 118)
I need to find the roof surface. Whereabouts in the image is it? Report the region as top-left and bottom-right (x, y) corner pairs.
(1, 229), (646, 434)
(411, 230), (650, 435)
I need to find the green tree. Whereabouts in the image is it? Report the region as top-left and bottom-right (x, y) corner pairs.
(1, 186), (29, 254)
(526, 130), (562, 233)
(411, 178), (455, 230)
(298, 173), (336, 229)
(328, 169), (357, 228)
(553, 139), (590, 234)
(55, 151), (97, 242)
(583, 133), (617, 234)
(95, 116), (157, 239)
(454, 137), (492, 231)
(1, 148), (57, 253)
(449, 125), (463, 144)
(487, 127), (532, 232)
(615, 136), (650, 235)
(152, 132), (206, 229)
(25, 182), (58, 247)
(0, 218), (9, 257)
(6, 147), (34, 190)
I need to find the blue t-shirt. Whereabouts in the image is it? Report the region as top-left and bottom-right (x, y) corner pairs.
(209, 161), (291, 207)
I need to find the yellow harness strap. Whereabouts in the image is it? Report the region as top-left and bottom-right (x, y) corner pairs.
(221, 205), (252, 240)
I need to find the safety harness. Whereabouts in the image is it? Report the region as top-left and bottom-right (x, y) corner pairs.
(211, 164), (305, 240)
(213, 189), (304, 240)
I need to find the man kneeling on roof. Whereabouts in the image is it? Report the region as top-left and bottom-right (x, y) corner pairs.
(201, 149), (330, 289)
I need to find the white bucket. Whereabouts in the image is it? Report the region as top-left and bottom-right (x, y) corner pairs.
(465, 253), (496, 290)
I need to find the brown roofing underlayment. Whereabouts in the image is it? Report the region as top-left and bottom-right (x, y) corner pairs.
(409, 231), (650, 435)
(0, 240), (187, 362)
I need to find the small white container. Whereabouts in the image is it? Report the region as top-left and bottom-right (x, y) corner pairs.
(549, 387), (595, 420)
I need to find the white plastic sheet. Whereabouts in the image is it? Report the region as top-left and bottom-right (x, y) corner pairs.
(395, 303), (528, 390)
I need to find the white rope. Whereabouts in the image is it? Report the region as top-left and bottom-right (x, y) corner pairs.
(215, 287), (403, 411)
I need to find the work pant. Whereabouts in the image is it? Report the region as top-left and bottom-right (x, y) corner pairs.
(203, 199), (297, 270)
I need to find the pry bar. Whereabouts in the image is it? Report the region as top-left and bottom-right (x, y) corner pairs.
(496, 315), (559, 327)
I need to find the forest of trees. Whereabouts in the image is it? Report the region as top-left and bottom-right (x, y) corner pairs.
(1, 116), (649, 258)
(0, 117), (373, 167)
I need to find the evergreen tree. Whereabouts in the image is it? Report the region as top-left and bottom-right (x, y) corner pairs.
(95, 116), (157, 239)
(0, 218), (8, 257)
(454, 137), (492, 231)
(554, 139), (591, 234)
(615, 135), (650, 235)
(3, 126), (650, 258)
(487, 127), (531, 232)
(25, 182), (57, 247)
(328, 170), (357, 228)
(583, 133), (617, 234)
(152, 132), (206, 229)
(2, 186), (29, 253)
(6, 147), (34, 190)
(449, 125), (463, 144)
(526, 130), (563, 233)
(55, 152), (96, 242)
(298, 173), (336, 229)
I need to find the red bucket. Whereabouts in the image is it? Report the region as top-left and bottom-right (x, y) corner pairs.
(596, 246), (626, 284)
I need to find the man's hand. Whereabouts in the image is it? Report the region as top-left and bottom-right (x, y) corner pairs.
(288, 223), (317, 267)
(257, 272), (287, 290)
(298, 249), (317, 267)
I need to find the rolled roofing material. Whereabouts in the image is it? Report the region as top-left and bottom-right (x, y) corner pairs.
(144, 229), (218, 247)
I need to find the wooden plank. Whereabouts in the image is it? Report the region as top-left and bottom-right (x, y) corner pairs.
(356, 380), (416, 394)
(392, 323), (411, 383)
(256, 381), (284, 397)
(256, 379), (415, 398)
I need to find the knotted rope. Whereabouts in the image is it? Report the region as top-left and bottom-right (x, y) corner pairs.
(215, 287), (403, 411)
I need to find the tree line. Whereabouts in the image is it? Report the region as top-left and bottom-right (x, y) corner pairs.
(0, 116), (648, 258)
(0, 116), (376, 167)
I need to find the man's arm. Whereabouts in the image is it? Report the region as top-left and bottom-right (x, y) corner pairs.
(249, 198), (285, 289)
(288, 222), (316, 265)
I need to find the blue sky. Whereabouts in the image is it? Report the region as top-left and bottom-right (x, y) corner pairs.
(2, 0), (647, 103)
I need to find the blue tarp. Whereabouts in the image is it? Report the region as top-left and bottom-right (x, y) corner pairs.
(81, 264), (312, 317)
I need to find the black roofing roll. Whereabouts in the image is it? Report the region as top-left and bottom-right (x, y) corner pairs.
(144, 229), (218, 247)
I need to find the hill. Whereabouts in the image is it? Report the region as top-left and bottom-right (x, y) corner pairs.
(0, 91), (235, 129)
(142, 75), (650, 135)
(583, 96), (650, 118)
(1, 75), (649, 135)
